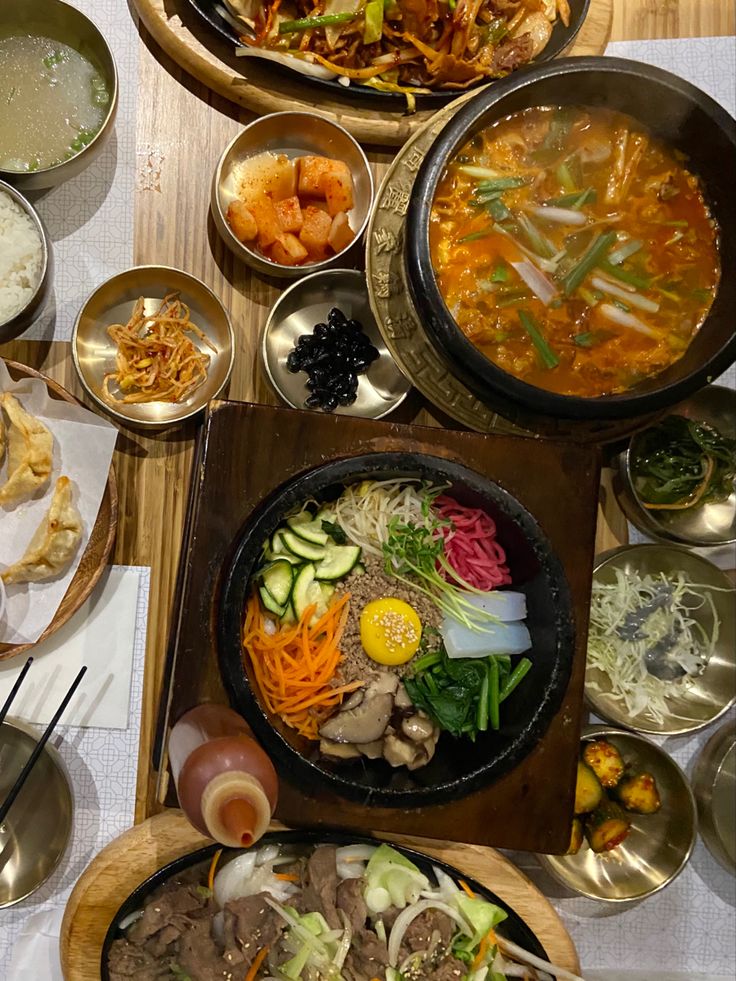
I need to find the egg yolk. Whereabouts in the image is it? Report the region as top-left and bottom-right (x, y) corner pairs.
(360, 598), (422, 666)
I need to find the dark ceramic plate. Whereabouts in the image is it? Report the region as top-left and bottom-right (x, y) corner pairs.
(218, 451), (575, 808)
(405, 57), (736, 422)
(185, 0), (591, 107)
(101, 829), (554, 980)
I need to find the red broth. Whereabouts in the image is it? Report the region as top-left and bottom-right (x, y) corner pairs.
(430, 106), (720, 397)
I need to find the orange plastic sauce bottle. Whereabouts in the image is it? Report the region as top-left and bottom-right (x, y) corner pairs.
(169, 704), (278, 848)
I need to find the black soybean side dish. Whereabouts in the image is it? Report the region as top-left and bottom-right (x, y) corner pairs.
(287, 307), (379, 411)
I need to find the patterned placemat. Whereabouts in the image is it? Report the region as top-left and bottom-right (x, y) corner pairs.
(21, 0), (138, 343)
(0, 567), (150, 979)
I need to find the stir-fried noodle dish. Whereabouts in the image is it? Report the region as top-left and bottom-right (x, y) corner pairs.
(221, 0), (571, 100)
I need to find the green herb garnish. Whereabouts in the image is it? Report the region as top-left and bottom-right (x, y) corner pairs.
(321, 519), (348, 544)
(518, 310), (559, 369)
(630, 415), (736, 510)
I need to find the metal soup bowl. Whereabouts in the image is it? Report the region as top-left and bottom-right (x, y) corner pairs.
(615, 385), (736, 547)
(211, 111), (374, 279)
(585, 544), (736, 735)
(0, 719), (73, 908)
(0, 0), (118, 191)
(72, 265), (235, 429)
(0, 179), (53, 343)
(404, 57), (736, 425)
(692, 720), (736, 873)
(538, 725), (697, 904)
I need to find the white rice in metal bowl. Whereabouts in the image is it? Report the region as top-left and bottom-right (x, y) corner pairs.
(0, 189), (43, 326)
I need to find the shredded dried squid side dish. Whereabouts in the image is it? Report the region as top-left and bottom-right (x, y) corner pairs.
(103, 293), (217, 405)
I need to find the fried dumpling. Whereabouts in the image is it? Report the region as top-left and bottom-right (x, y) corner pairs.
(0, 393), (53, 507)
(2, 476), (83, 585)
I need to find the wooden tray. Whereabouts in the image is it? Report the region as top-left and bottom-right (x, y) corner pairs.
(132, 0), (613, 146)
(60, 810), (581, 981)
(0, 360), (118, 660)
(154, 400), (600, 853)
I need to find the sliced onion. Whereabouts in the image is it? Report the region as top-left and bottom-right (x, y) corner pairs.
(599, 302), (657, 337)
(591, 276), (659, 312)
(497, 935), (586, 981)
(215, 3), (254, 34)
(117, 909), (144, 932)
(510, 259), (558, 306)
(211, 910), (225, 945)
(388, 900), (473, 966)
(334, 910), (353, 969)
(530, 206), (587, 226)
(255, 843), (281, 865)
(214, 852), (256, 908)
(336, 844), (377, 863)
(234, 45), (336, 79)
(365, 885), (392, 913)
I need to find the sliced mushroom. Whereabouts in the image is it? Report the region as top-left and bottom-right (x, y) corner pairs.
(394, 683), (412, 709)
(357, 739), (385, 760)
(382, 732), (419, 768)
(319, 692), (394, 744)
(320, 738), (361, 760)
(401, 713), (437, 743)
(365, 672), (399, 697)
(341, 688), (365, 712)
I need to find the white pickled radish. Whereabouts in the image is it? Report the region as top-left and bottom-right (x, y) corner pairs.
(442, 619), (532, 658)
(465, 591), (527, 622)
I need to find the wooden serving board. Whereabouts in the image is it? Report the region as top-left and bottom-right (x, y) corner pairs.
(61, 810), (581, 981)
(0, 360), (118, 660)
(131, 0), (613, 146)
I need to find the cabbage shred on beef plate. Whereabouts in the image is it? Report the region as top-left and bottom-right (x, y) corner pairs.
(107, 840), (580, 980)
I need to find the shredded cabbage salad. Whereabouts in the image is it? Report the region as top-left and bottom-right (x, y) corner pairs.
(586, 567), (721, 723)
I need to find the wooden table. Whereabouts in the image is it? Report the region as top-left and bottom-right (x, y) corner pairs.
(1, 0), (732, 824)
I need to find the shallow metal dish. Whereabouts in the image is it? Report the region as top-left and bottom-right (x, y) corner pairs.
(692, 720), (736, 872)
(261, 268), (410, 419)
(72, 265), (234, 429)
(614, 385), (736, 547)
(0, 719), (73, 908)
(0, 0), (118, 191)
(0, 180), (53, 343)
(585, 544), (736, 735)
(538, 724), (697, 903)
(211, 112), (373, 279)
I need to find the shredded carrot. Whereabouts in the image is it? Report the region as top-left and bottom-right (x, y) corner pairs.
(458, 878), (476, 899)
(471, 929), (497, 970)
(245, 945), (269, 981)
(207, 848), (223, 892)
(275, 871), (299, 881)
(242, 592), (362, 740)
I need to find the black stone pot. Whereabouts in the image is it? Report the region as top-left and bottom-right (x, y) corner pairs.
(218, 452), (574, 809)
(405, 57), (736, 423)
(100, 830), (551, 980)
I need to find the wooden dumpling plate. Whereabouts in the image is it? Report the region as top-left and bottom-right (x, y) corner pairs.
(0, 360), (118, 660)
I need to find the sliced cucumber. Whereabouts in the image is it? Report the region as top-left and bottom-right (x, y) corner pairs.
(259, 584), (286, 617)
(261, 560), (293, 607)
(271, 531), (285, 554)
(292, 563), (317, 620)
(280, 531), (327, 561)
(314, 507), (337, 524)
(319, 582), (336, 604)
(264, 549), (300, 565)
(353, 562), (366, 575)
(314, 545), (361, 581)
(281, 601), (297, 625)
(287, 516), (329, 546)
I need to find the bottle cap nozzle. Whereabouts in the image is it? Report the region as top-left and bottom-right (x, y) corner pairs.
(219, 797), (257, 847)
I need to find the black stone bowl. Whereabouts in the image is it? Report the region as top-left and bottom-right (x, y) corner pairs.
(101, 830), (553, 980)
(405, 57), (736, 423)
(218, 451), (574, 808)
(185, 0), (590, 108)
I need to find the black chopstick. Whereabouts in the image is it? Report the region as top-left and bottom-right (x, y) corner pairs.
(0, 656), (33, 729)
(0, 665), (87, 827)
